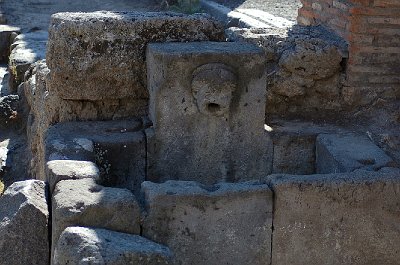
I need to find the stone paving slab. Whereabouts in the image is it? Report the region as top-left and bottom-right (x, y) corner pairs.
(316, 133), (395, 173)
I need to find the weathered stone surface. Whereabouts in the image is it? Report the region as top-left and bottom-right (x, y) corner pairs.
(227, 26), (347, 119)
(142, 180), (273, 265)
(52, 178), (141, 256)
(24, 60), (149, 180)
(0, 94), (19, 126)
(316, 133), (395, 173)
(46, 160), (100, 193)
(8, 30), (47, 91)
(266, 171), (400, 265)
(0, 25), (20, 62)
(47, 11), (224, 101)
(53, 227), (173, 265)
(279, 38), (342, 80)
(146, 42), (272, 184)
(271, 129), (316, 174)
(45, 119), (146, 196)
(0, 180), (49, 265)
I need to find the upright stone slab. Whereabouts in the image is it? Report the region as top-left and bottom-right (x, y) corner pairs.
(0, 180), (49, 265)
(53, 227), (173, 265)
(142, 180), (273, 265)
(266, 171), (400, 265)
(146, 42), (272, 184)
(46, 11), (224, 101)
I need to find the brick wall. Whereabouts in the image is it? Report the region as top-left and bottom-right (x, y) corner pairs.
(298, 0), (400, 107)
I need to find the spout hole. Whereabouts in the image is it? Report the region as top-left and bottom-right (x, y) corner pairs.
(207, 103), (221, 113)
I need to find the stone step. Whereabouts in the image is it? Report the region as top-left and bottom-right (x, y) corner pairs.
(53, 226), (173, 265)
(51, 178), (141, 258)
(316, 133), (396, 173)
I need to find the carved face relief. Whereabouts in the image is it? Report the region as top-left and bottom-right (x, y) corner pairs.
(191, 63), (237, 117)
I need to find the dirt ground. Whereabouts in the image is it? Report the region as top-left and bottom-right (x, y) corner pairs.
(1, 0), (161, 32)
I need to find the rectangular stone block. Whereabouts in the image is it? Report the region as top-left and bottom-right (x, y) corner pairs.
(54, 227), (173, 265)
(52, 178), (141, 258)
(316, 133), (395, 173)
(142, 180), (273, 265)
(0, 25), (20, 62)
(46, 160), (100, 193)
(8, 30), (47, 91)
(146, 42), (272, 184)
(267, 171), (400, 265)
(0, 180), (49, 265)
(46, 11), (224, 101)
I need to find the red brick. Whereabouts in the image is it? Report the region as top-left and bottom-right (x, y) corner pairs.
(373, 0), (400, 7)
(350, 6), (400, 16)
(367, 17), (400, 25)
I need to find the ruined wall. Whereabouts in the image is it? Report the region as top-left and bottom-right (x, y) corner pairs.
(298, 0), (400, 108)
(24, 11), (224, 179)
(227, 26), (348, 120)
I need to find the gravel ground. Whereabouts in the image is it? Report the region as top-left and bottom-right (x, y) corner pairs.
(213, 0), (301, 21)
(0, 0), (161, 32)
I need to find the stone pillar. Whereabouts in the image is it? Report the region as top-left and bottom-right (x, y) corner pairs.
(298, 0), (400, 107)
(146, 42), (272, 184)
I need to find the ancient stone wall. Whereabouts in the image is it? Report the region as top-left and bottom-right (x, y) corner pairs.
(24, 11), (224, 179)
(298, 0), (400, 108)
(227, 26), (348, 120)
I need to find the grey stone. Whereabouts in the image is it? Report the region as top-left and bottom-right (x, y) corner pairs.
(53, 227), (173, 265)
(146, 42), (272, 184)
(8, 31), (47, 91)
(142, 180), (273, 265)
(0, 25), (20, 62)
(279, 37), (342, 80)
(316, 133), (395, 173)
(271, 129), (316, 174)
(25, 60), (149, 179)
(46, 160), (100, 193)
(0, 147), (7, 173)
(0, 180), (49, 265)
(0, 13), (6, 24)
(52, 178), (141, 257)
(0, 94), (19, 126)
(46, 11), (224, 101)
(45, 119), (146, 196)
(266, 171), (400, 265)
